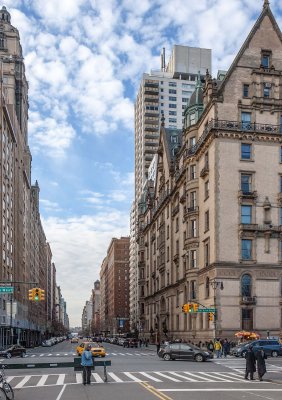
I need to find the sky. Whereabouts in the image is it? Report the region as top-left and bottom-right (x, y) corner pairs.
(6, 0), (282, 326)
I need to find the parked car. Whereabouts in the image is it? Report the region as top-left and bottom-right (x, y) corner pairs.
(230, 339), (282, 358)
(41, 340), (52, 347)
(0, 344), (26, 358)
(158, 343), (212, 362)
(123, 338), (138, 348)
(76, 342), (106, 357)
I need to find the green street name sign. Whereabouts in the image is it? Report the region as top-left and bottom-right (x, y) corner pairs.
(0, 287), (14, 293)
(197, 308), (216, 313)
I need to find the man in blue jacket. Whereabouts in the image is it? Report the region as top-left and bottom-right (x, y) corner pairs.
(81, 344), (93, 385)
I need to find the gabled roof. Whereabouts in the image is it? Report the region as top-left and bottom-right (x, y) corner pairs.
(218, 1), (282, 94)
(161, 126), (182, 166)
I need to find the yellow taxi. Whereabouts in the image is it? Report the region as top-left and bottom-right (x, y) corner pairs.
(76, 342), (106, 357)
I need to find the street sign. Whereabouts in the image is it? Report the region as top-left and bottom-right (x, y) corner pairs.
(0, 287), (13, 293)
(197, 308), (216, 313)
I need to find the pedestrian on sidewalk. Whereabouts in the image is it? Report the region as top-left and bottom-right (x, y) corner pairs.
(256, 347), (267, 381)
(81, 344), (93, 385)
(214, 339), (222, 358)
(222, 339), (230, 358)
(244, 345), (256, 380)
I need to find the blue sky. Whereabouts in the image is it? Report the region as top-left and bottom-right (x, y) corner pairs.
(7, 0), (282, 326)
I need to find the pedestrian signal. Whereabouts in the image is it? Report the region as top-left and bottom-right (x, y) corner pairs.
(193, 303), (199, 312)
(28, 288), (34, 301)
(40, 289), (45, 301)
(34, 288), (40, 301)
(209, 312), (213, 321)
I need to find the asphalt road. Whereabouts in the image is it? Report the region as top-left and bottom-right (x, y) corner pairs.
(1, 340), (282, 400)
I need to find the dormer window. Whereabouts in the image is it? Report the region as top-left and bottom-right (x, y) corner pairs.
(261, 50), (271, 69)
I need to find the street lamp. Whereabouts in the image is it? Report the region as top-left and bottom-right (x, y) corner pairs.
(208, 279), (224, 339)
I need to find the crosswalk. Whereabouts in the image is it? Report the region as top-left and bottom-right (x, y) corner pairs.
(213, 357), (282, 373)
(19, 351), (156, 358)
(5, 370), (257, 388)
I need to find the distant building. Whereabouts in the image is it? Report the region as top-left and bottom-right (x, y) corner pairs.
(100, 237), (130, 335)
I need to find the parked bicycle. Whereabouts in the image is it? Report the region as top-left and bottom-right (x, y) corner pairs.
(0, 365), (14, 400)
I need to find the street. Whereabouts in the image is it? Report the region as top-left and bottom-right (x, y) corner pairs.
(1, 340), (282, 399)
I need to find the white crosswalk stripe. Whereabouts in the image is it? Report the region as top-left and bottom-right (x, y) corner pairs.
(5, 370), (269, 388)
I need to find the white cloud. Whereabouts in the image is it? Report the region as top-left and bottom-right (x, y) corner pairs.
(42, 211), (129, 325)
(40, 199), (62, 212)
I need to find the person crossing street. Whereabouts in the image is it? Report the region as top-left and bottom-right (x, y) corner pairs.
(81, 344), (93, 385)
(245, 345), (256, 380)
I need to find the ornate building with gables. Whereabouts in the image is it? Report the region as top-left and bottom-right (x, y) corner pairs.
(137, 1), (282, 341)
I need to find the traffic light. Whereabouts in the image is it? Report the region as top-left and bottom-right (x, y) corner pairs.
(209, 312), (213, 321)
(28, 288), (34, 301)
(34, 288), (40, 301)
(182, 303), (193, 313)
(193, 303), (199, 312)
(40, 289), (45, 301)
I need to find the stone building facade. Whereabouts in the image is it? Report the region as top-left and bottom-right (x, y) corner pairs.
(138, 2), (282, 341)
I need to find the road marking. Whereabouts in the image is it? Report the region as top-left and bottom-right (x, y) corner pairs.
(118, 353), (126, 356)
(75, 373), (82, 383)
(31, 355), (36, 358)
(56, 354), (60, 356)
(123, 372), (143, 382)
(158, 389), (282, 392)
(198, 372), (232, 382)
(56, 374), (65, 385)
(169, 371), (197, 382)
(126, 353), (133, 356)
(56, 384), (66, 400)
(111, 353), (117, 355)
(107, 372), (123, 382)
(140, 382), (173, 400)
(48, 354), (52, 356)
(183, 372), (212, 382)
(212, 372), (246, 382)
(6, 376), (15, 383)
(154, 372), (181, 382)
(134, 353), (141, 356)
(39, 354), (44, 357)
(64, 354), (68, 356)
(92, 373), (104, 383)
(14, 376), (32, 388)
(37, 375), (49, 386)
(139, 372), (162, 382)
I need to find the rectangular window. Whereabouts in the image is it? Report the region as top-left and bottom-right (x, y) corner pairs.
(169, 96), (177, 101)
(241, 112), (251, 130)
(241, 205), (252, 224)
(169, 89), (177, 94)
(280, 147), (282, 162)
(169, 111), (176, 116)
(243, 84), (249, 97)
(169, 82), (177, 87)
(169, 118), (177, 123)
(204, 180), (209, 199)
(190, 137), (196, 147)
(264, 85), (270, 98)
(204, 210), (209, 232)
(280, 176), (282, 193)
(190, 165), (196, 180)
(169, 104), (177, 109)
(191, 281), (196, 299)
(175, 217), (179, 232)
(242, 239), (252, 260)
(191, 250), (196, 268)
(191, 220), (197, 237)
(241, 143), (252, 160)
(167, 246), (169, 262)
(280, 116), (282, 134)
(204, 241), (209, 267)
(190, 191), (196, 208)
(182, 98), (188, 102)
(262, 54), (270, 68)
(241, 174), (252, 193)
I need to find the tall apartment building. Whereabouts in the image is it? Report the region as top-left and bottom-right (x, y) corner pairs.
(0, 6), (68, 346)
(137, 1), (282, 341)
(91, 280), (101, 335)
(130, 46), (212, 332)
(100, 237), (130, 335)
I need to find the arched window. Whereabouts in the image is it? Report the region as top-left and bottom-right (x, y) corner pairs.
(241, 274), (252, 297)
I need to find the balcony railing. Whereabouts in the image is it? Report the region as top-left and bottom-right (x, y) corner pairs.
(240, 296), (256, 305)
(185, 119), (282, 158)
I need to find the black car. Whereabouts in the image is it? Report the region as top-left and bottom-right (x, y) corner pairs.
(158, 343), (212, 362)
(123, 338), (138, 348)
(230, 339), (282, 358)
(0, 344), (26, 358)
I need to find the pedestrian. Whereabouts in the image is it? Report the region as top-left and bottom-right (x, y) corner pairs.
(156, 340), (161, 354)
(139, 338), (142, 348)
(207, 340), (214, 352)
(245, 345), (256, 380)
(81, 344), (93, 385)
(222, 339), (230, 358)
(214, 339), (222, 358)
(256, 347), (267, 381)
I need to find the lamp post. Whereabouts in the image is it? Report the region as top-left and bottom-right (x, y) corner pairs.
(209, 279), (224, 339)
